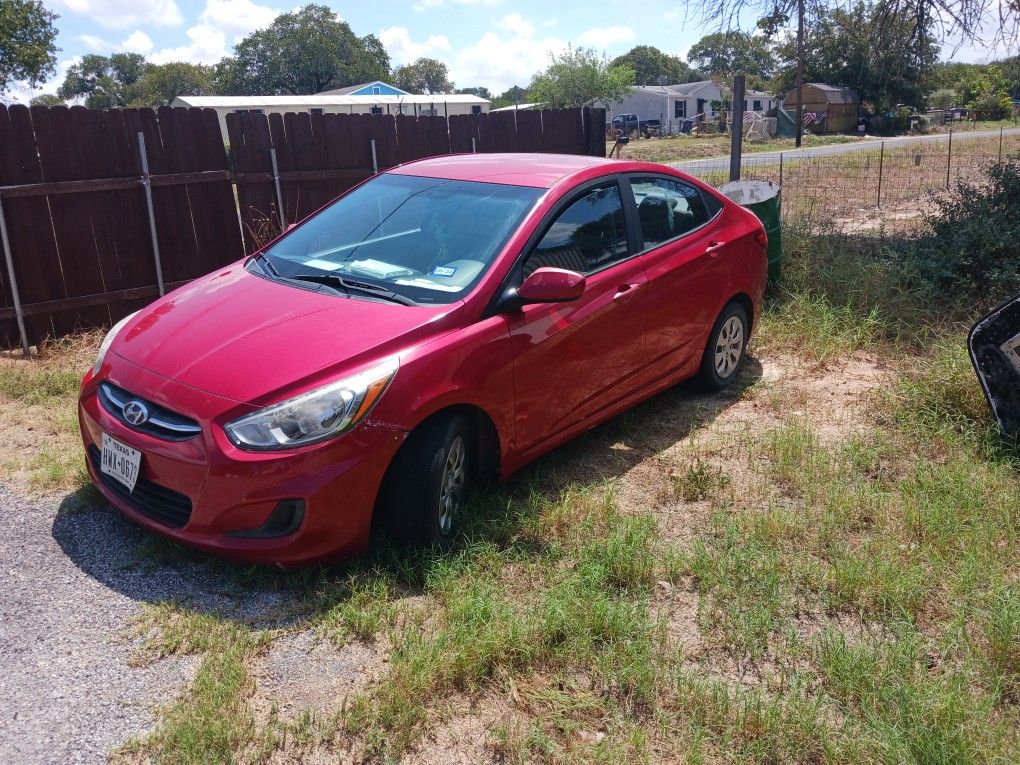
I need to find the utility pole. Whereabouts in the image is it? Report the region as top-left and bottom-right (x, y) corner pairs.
(794, 0), (805, 147)
(730, 74), (746, 182)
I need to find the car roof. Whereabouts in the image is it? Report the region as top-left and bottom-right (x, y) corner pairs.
(387, 152), (624, 189)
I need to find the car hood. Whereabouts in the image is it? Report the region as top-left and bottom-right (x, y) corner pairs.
(111, 262), (463, 404)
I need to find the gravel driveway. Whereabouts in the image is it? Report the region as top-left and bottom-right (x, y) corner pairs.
(0, 484), (290, 764)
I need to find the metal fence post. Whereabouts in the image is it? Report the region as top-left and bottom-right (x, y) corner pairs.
(370, 139), (378, 174)
(471, 137), (477, 153)
(946, 128), (953, 189)
(137, 132), (165, 298)
(0, 197), (31, 356)
(877, 141), (884, 207)
(778, 152), (784, 188)
(729, 74), (746, 182)
(999, 126), (1004, 163)
(270, 147), (285, 230)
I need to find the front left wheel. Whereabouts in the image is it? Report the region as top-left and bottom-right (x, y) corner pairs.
(377, 413), (473, 546)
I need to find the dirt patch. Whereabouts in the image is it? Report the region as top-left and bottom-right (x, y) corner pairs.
(398, 696), (511, 765)
(254, 631), (384, 720)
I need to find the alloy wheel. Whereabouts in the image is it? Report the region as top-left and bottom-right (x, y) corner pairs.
(438, 435), (466, 536)
(714, 315), (744, 378)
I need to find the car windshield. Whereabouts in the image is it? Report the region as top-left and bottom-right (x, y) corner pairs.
(258, 174), (543, 305)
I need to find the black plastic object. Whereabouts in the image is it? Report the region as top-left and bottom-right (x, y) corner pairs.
(226, 500), (305, 538)
(969, 291), (1020, 439)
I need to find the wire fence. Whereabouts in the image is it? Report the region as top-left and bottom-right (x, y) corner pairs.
(672, 128), (1020, 235)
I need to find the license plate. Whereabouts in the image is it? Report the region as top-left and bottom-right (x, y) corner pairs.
(100, 433), (141, 492)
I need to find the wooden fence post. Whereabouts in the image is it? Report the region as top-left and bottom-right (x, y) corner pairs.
(137, 131), (166, 298)
(0, 197), (30, 356)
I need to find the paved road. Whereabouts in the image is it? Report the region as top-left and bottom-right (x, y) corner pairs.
(668, 126), (1020, 172)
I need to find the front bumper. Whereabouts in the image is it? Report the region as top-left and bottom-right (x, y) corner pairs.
(78, 360), (406, 567)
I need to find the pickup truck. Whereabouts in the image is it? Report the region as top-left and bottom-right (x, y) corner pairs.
(610, 114), (662, 136)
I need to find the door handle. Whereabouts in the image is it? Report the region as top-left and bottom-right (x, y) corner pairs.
(613, 283), (641, 302)
(706, 240), (726, 256)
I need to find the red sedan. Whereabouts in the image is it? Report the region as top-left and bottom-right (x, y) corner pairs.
(78, 153), (767, 566)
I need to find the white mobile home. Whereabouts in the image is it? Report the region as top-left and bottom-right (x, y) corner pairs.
(172, 93), (491, 140)
(601, 81), (724, 130)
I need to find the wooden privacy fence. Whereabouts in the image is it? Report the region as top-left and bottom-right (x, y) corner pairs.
(0, 104), (605, 352)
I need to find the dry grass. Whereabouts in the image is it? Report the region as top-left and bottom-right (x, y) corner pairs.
(0, 331), (100, 495)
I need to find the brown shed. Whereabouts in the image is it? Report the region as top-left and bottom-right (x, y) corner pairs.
(783, 83), (860, 132)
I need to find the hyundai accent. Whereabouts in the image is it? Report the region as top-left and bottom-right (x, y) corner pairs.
(79, 153), (767, 566)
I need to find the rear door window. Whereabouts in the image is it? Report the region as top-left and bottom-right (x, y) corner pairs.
(627, 177), (717, 251)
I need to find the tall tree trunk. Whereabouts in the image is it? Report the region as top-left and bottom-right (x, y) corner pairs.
(795, 0), (805, 147)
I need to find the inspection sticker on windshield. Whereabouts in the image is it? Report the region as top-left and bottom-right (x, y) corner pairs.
(101, 433), (141, 492)
(431, 266), (457, 277)
(302, 258), (342, 271)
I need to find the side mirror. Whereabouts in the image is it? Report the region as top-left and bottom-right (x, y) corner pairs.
(517, 267), (586, 304)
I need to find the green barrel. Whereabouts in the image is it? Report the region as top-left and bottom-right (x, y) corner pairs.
(718, 180), (782, 283)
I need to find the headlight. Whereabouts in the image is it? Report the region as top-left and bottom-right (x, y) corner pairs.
(93, 311), (138, 375)
(224, 358), (398, 450)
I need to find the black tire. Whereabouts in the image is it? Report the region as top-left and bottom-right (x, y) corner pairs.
(376, 414), (472, 546)
(695, 301), (749, 391)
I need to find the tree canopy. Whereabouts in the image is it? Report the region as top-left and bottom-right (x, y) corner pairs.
(57, 53), (148, 108)
(529, 47), (635, 107)
(609, 45), (699, 86)
(772, 1), (938, 110)
(393, 58), (454, 94)
(215, 4), (390, 95)
(129, 62), (215, 107)
(1, 0), (58, 93)
(687, 32), (776, 80)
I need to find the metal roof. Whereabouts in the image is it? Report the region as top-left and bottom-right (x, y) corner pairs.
(632, 81), (718, 97)
(175, 94), (490, 108)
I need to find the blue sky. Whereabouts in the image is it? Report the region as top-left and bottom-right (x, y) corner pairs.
(15, 0), (1006, 102)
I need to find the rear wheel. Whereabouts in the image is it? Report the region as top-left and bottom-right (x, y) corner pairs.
(695, 302), (749, 391)
(378, 414), (473, 546)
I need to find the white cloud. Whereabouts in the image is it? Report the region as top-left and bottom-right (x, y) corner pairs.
(494, 13), (534, 37)
(575, 25), (636, 48)
(148, 0), (281, 65)
(199, 0), (279, 39)
(413, 0), (503, 11)
(121, 30), (154, 54)
(52, 0), (183, 29)
(378, 27), (452, 67)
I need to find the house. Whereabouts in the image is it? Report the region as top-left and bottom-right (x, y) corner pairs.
(171, 92), (490, 140)
(600, 81), (725, 131)
(318, 80), (409, 97)
(742, 90), (778, 113)
(782, 83), (860, 132)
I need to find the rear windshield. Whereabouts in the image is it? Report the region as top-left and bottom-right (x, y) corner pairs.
(260, 174), (542, 304)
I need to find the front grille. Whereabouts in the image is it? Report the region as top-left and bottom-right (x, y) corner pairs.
(88, 444), (193, 529)
(98, 382), (201, 442)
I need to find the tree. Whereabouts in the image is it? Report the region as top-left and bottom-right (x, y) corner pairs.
(687, 32), (775, 80)
(393, 58), (454, 94)
(955, 66), (1013, 118)
(57, 53), (148, 108)
(1, 0), (58, 93)
(491, 85), (529, 108)
(529, 47), (635, 107)
(29, 92), (62, 106)
(129, 62), (215, 107)
(610, 45), (699, 86)
(771, 2), (938, 111)
(456, 86), (492, 100)
(215, 4), (390, 95)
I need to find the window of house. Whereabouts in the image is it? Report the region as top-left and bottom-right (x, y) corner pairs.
(370, 106), (383, 115)
(524, 183), (629, 276)
(471, 105), (482, 115)
(310, 108), (324, 115)
(753, 100), (762, 111)
(372, 86), (381, 95)
(674, 100), (685, 118)
(627, 176), (716, 250)
(249, 109), (264, 115)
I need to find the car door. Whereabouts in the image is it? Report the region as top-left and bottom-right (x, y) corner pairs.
(625, 174), (731, 380)
(505, 179), (648, 454)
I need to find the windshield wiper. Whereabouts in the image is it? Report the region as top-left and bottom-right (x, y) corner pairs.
(290, 273), (416, 306)
(251, 252), (281, 277)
